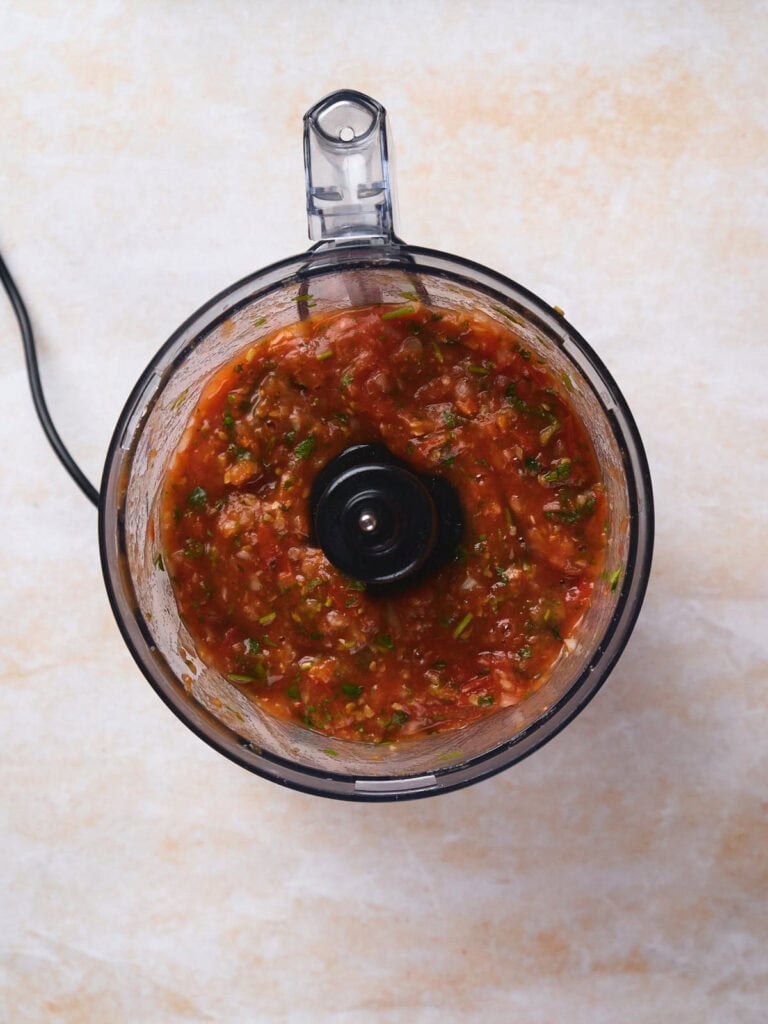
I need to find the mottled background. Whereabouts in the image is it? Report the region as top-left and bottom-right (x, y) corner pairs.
(1, 1), (766, 1021)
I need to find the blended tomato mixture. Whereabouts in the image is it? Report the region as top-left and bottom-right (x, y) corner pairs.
(160, 302), (607, 743)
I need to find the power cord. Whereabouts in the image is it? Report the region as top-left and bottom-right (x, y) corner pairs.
(0, 249), (100, 507)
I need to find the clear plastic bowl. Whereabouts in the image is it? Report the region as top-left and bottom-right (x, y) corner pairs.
(98, 92), (653, 800)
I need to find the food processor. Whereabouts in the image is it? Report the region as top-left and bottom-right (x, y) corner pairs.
(75, 89), (650, 800)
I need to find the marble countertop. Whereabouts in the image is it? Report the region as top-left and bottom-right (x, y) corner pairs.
(2, 2), (766, 1021)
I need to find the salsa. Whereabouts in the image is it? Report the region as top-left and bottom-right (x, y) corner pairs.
(159, 303), (607, 743)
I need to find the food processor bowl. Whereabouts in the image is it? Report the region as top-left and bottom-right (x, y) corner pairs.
(99, 91), (653, 800)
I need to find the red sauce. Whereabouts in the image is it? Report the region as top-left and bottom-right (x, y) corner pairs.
(160, 303), (606, 742)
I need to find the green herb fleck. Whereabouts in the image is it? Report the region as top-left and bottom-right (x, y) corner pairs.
(452, 612), (474, 639)
(169, 388), (189, 412)
(286, 684), (301, 700)
(316, 349), (334, 362)
(183, 539), (204, 559)
(245, 638), (261, 654)
(295, 435), (316, 460)
(518, 645), (533, 660)
(227, 673), (259, 683)
(375, 634), (395, 651)
(478, 694), (495, 706)
(348, 579), (366, 592)
(389, 709), (410, 726)
(340, 373), (354, 390)
(223, 411), (235, 429)
(341, 683), (364, 698)
(188, 486), (207, 509)
(609, 567), (622, 592)
(543, 459), (571, 483)
(506, 382), (531, 414)
(323, 747), (339, 757)
(259, 611), (277, 625)
(253, 316), (267, 327)
(524, 456), (542, 473)
(381, 305), (415, 320)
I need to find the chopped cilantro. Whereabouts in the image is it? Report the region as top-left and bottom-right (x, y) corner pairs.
(389, 709), (410, 726)
(524, 456), (542, 473)
(183, 539), (204, 559)
(609, 567), (622, 592)
(518, 645), (533, 660)
(505, 382), (531, 414)
(245, 638), (261, 654)
(375, 634), (394, 650)
(478, 694), (495, 706)
(223, 411), (235, 429)
(341, 683), (364, 698)
(286, 684), (301, 700)
(187, 486), (207, 509)
(543, 459), (571, 483)
(295, 435), (316, 460)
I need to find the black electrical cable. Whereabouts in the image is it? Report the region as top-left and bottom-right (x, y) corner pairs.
(0, 249), (100, 507)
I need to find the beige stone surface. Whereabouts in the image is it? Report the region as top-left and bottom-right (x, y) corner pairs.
(1, 1), (766, 1020)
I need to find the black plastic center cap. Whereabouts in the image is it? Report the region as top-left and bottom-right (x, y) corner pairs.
(309, 444), (463, 591)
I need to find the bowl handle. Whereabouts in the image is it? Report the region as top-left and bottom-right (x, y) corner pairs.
(303, 89), (401, 248)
